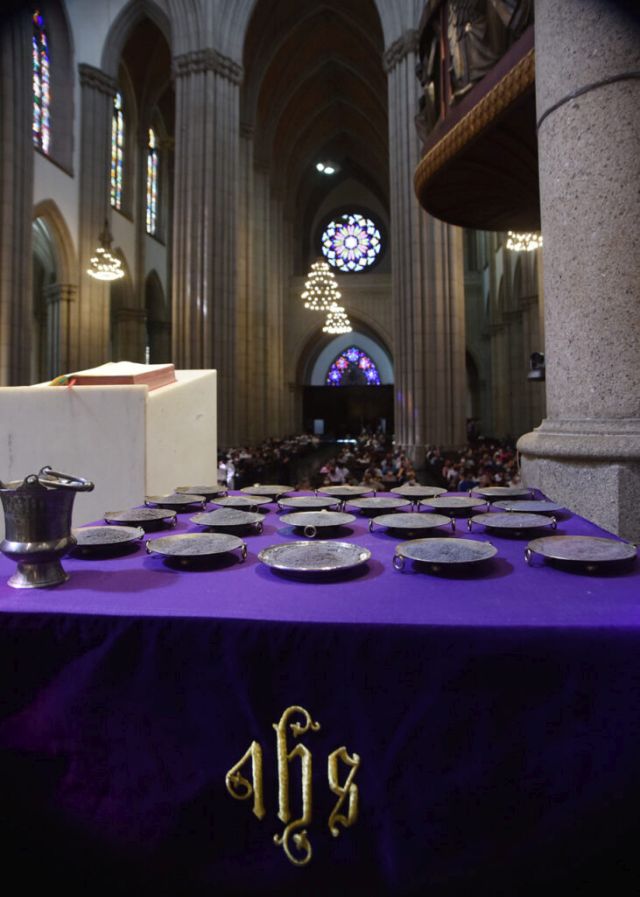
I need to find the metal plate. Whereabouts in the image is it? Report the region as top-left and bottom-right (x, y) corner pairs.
(316, 485), (373, 498)
(469, 511), (555, 531)
(105, 507), (177, 528)
(145, 493), (206, 510)
(72, 525), (144, 548)
(420, 495), (487, 513)
(146, 532), (246, 560)
(240, 484), (292, 498)
(390, 484), (447, 499)
(493, 499), (565, 514)
(526, 535), (637, 564)
(258, 540), (371, 574)
(369, 512), (454, 533)
(280, 510), (355, 530)
(394, 537), (497, 568)
(190, 508), (263, 530)
(278, 496), (339, 511)
(175, 485), (227, 500)
(470, 486), (531, 501)
(346, 496), (412, 514)
(211, 494), (272, 510)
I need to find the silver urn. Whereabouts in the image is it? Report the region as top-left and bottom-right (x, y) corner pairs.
(0, 466), (94, 588)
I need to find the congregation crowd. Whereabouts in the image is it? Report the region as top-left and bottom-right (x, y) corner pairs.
(217, 427), (522, 493)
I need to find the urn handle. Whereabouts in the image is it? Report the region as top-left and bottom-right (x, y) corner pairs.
(38, 466), (95, 492)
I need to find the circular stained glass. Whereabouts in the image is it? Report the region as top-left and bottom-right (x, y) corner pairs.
(326, 347), (381, 386)
(321, 213), (382, 272)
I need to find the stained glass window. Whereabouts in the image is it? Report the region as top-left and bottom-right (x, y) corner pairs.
(321, 213), (382, 273)
(326, 346), (381, 386)
(146, 128), (158, 235)
(32, 10), (51, 154)
(110, 92), (124, 209)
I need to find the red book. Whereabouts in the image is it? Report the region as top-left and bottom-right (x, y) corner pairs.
(51, 362), (177, 391)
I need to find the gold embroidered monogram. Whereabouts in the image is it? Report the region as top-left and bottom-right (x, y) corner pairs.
(224, 740), (266, 820)
(327, 746), (360, 837)
(225, 705), (360, 866)
(272, 705), (320, 866)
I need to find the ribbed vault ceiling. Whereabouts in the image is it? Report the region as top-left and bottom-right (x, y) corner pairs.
(243, 0), (388, 222)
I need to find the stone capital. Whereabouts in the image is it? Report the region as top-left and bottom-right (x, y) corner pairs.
(173, 48), (243, 85)
(382, 30), (419, 74)
(78, 63), (118, 98)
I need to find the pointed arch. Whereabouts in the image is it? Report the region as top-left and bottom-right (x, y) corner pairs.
(101, 0), (172, 78)
(32, 199), (77, 286)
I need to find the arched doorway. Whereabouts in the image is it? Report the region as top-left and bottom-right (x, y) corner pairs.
(303, 330), (394, 437)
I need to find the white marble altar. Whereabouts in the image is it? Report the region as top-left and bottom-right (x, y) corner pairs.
(0, 370), (217, 535)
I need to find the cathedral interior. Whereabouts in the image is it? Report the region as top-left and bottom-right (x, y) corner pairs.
(1, 4), (640, 894)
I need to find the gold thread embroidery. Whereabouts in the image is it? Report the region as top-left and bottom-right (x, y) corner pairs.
(225, 739), (266, 820)
(327, 746), (360, 837)
(272, 705), (321, 866)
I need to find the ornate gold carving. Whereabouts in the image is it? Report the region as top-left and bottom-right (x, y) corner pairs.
(173, 48), (243, 85)
(226, 706), (360, 866)
(327, 747), (360, 837)
(383, 29), (419, 74)
(225, 740), (266, 820)
(414, 48), (535, 199)
(272, 706), (320, 866)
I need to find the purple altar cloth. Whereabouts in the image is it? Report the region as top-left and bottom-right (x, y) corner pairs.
(1, 494), (639, 895)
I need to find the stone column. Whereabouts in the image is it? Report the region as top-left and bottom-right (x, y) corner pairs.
(44, 283), (77, 379)
(76, 64), (117, 370)
(385, 31), (467, 463)
(112, 307), (146, 362)
(518, 0), (640, 541)
(0, 9), (34, 384)
(172, 49), (242, 447)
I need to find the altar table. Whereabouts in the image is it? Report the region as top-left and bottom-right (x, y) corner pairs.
(0, 495), (639, 896)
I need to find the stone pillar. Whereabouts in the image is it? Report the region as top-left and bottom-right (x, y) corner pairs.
(44, 283), (76, 379)
(518, 0), (640, 541)
(76, 64), (117, 370)
(0, 9), (34, 384)
(112, 307), (146, 362)
(385, 31), (467, 462)
(172, 49), (242, 447)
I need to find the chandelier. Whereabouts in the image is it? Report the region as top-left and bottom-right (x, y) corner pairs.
(87, 220), (125, 281)
(323, 304), (352, 334)
(506, 231), (543, 252)
(301, 259), (341, 311)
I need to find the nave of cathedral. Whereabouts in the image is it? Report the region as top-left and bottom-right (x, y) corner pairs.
(1, 0), (638, 540)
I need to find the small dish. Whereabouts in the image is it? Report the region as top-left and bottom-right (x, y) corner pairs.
(277, 495), (339, 512)
(369, 512), (455, 534)
(145, 493), (206, 511)
(240, 484), (293, 499)
(279, 510), (355, 537)
(190, 508), (264, 533)
(419, 495), (487, 515)
(470, 486), (532, 501)
(390, 484), (447, 500)
(393, 537), (497, 572)
(492, 499), (565, 515)
(146, 532), (247, 564)
(104, 507), (177, 531)
(346, 496), (412, 516)
(72, 524), (144, 553)
(210, 494), (272, 511)
(316, 485), (374, 499)
(525, 535), (637, 571)
(175, 485), (228, 500)
(258, 540), (370, 575)
(468, 511), (556, 535)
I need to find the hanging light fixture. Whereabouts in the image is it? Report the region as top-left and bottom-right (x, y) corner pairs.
(87, 219), (125, 280)
(323, 304), (352, 334)
(301, 259), (341, 311)
(506, 231), (543, 252)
